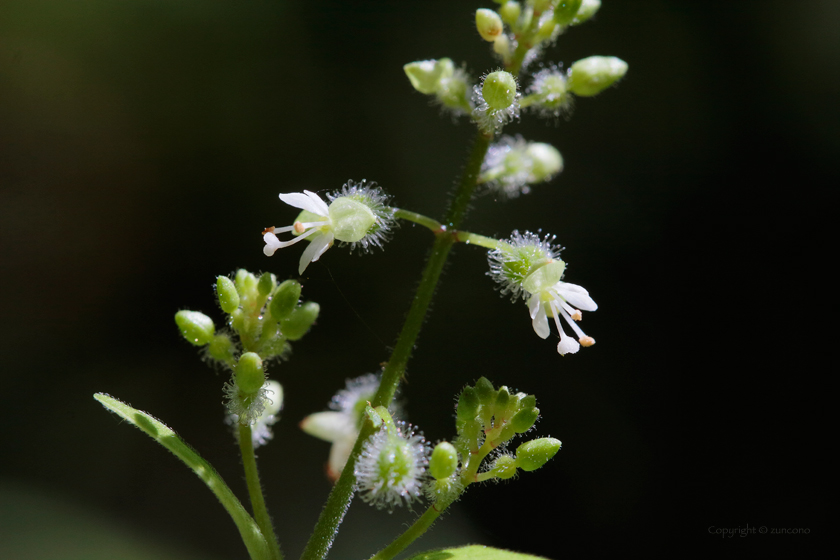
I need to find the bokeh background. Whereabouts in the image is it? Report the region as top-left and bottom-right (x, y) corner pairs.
(0, 1), (829, 558)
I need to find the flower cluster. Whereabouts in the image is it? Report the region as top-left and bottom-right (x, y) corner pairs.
(480, 135), (563, 198)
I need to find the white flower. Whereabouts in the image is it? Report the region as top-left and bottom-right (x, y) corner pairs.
(263, 190), (334, 275)
(263, 181), (394, 275)
(300, 373), (398, 481)
(488, 231), (597, 355)
(527, 280), (597, 355)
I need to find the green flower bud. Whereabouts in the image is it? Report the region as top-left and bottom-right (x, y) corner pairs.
(474, 377), (496, 404)
(429, 441), (459, 480)
(476, 9), (504, 42)
(571, 0), (600, 25)
(280, 301), (319, 341)
(553, 0), (583, 26)
(328, 196), (377, 243)
(235, 269), (257, 295)
(207, 333), (236, 363)
(404, 58), (454, 95)
(510, 407), (539, 433)
(519, 394), (537, 410)
(516, 437), (561, 471)
(567, 56), (627, 97)
(526, 143), (563, 182)
(235, 352), (265, 395)
(482, 71), (517, 110)
(492, 455), (518, 479)
(175, 310), (215, 346)
(532, 0), (557, 12)
(437, 68), (472, 113)
(495, 386), (511, 409)
(216, 276), (240, 314)
(456, 386), (480, 427)
(270, 280), (301, 321)
(534, 19), (558, 43)
(522, 260), (566, 295)
(499, 2), (521, 25)
(257, 272), (275, 297)
(424, 476), (464, 504)
(456, 419), (483, 454)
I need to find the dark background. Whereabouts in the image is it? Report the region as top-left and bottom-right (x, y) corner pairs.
(0, 1), (829, 558)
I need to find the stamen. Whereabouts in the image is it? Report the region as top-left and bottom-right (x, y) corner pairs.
(579, 336), (595, 347)
(274, 227), (320, 248)
(556, 304), (588, 340)
(262, 226), (275, 235)
(294, 221), (306, 234)
(548, 300), (568, 337)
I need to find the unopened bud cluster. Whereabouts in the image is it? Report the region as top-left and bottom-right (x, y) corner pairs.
(174, 268), (319, 442)
(404, 58), (473, 115)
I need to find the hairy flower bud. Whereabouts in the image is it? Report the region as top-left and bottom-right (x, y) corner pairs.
(516, 437), (561, 471)
(499, 2), (521, 25)
(216, 276), (240, 314)
(483, 71), (517, 110)
(356, 423), (429, 511)
(280, 301), (319, 341)
(175, 310), (215, 346)
(429, 441), (459, 480)
(492, 454), (519, 479)
(553, 0), (583, 26)
(270, 279), (301, 321)
(476, 9), (504, 42)
(567, 56), (628, 97)
(235, 352), (265, 395)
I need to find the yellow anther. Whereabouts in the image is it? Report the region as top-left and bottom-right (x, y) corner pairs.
(293, 221), (306, 234)
(579, 336), (595, 347)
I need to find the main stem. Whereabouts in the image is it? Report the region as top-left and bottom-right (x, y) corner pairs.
(240, 424), (284, 560)
(299, 131), (492, 560)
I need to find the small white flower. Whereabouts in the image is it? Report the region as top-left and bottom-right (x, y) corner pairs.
(527, 280), (597, 356)
(300, 373), (399, 481)
(488, 231), (597, 355)
(263, 181), (394, 275)
(263, 190), (333, 275)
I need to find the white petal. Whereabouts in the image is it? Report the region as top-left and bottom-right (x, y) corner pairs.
(528, 294), (542, 319)
(556, 282), (597, 311)
(298, 232), (332, 274)
(557, 337), (580, 355)
(299, 411), (351, 442)
(327, 431), (357, 482)
(278, 191), (329, 217)
(303, 190), (331, 216)
(531, 305), (551, 339)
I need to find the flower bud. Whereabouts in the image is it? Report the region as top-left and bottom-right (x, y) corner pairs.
(553, 0), (583, 26)
(429, 441), (459, 480)
(175, 310), (215, 346)
(456, 386), (480, 428)
(216, 276), (240, 314)
(567, 56), (628, 97)
(495, 386), (511, 409)
(571, 0), (600, 25)
(492, 455), (518, 479)
(328, 196), (377, 243)
(482, 71), (517, 110)
(404, 58), (454, 95)
(476, 9), (504, 42)
(499, 2), (521, 25)
(257, 272), (275, 297)
(510, 406), (540, 433)
(280, 301), (319, 341)
(207, 333), (236, 363)
(516, 437), (561, 471)
(235, 269), (257, 295)
(270, 279), (301, 320)
(474, 377), (496, 404)
(235, 352), (265, 395)
(526, 143), (563, 182)
(437, 68), (472, 113)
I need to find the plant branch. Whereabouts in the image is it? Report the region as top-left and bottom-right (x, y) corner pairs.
(239, 424), (283, 560)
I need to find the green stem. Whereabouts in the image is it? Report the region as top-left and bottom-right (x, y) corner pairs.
(454, 231), (502, 250)
(393, 208), (442, 232)
(299, 131), (492, 560)
(239, 424), (283, 560)
(368, 504), (446, 560)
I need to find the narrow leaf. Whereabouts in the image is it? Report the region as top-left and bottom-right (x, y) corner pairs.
(94, 393), (274, 560)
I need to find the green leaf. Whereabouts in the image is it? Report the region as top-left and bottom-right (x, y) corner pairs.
(407, 545), (550, 560)
(93, 393), (275, 560)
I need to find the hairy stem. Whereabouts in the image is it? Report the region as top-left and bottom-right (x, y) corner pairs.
(299, 131), (492, 560)
(239, 424), (283, 560)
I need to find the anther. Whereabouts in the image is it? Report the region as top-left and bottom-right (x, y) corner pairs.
(293, 221), (306, 234)
(579, 336), (595, 347)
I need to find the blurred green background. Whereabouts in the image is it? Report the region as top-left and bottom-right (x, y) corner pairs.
(0, 0), (829, 558)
